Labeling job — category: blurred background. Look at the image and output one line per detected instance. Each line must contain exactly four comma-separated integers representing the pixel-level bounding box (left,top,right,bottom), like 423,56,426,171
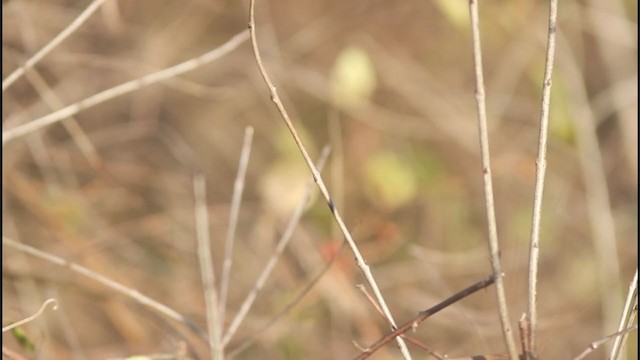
2,0,637,359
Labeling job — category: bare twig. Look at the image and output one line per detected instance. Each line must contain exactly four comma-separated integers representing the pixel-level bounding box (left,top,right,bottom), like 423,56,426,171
526,0,559,357
2,0,108,91
219,127,255,328
247,1,412,359
355,284,446,359
22,64,102,169
572,325,638,360
2,236,207,340
226,237,347,359
2,30,250,145
355,284,387,323
467,1,518,358
222,145,330,346
353,275,496,360
193,175,224,360
609,268,638,359
2,298,58,333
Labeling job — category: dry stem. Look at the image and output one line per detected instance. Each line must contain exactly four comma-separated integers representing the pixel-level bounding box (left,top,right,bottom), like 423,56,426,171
572,325,638,360
247,1,412,359
526,0,559,357
3,30,250,145
219,127,255,328
2,236,206,340
609,268,638,359
2,0,108,92
194,175,224,359
2,298,58,333
222,145,330,346
353,275,496,360
467,1,518,358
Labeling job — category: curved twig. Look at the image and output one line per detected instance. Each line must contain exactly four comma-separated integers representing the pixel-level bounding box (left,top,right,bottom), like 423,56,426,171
2,298,58,333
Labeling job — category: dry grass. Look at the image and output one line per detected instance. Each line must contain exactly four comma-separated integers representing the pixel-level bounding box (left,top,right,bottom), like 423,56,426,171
2,0,637,359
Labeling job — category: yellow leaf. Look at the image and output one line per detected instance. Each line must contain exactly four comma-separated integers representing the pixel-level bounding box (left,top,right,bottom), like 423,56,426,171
363,151,418,211
433,0,469,31
330,46,377,110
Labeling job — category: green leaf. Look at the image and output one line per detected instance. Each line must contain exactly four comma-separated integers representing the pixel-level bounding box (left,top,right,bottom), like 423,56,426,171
11,326,36,352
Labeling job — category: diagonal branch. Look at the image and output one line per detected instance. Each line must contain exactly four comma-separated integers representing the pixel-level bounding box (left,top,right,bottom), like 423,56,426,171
247,1,412,359
2,30,250,145
353,275,496,360
2,236,207,340
2,0,108,92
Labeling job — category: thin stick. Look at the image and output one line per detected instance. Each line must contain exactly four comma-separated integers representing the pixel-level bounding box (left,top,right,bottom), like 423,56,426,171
226,237,346,359
2,30,250,145
355,284,446,360
247,2,412,359
353,275,496,360
219,127,255,328
2,0,108,92
467,1,518,359
193,175,224,360
572,325,638,360
2,236,207,340
221,145,331,346
525,1,559,357
609,268,638,359
22,64,102,169
2,298,58,333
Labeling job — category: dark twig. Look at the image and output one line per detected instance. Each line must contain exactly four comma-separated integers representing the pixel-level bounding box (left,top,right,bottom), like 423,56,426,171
353,275,496,360
355,284,446,359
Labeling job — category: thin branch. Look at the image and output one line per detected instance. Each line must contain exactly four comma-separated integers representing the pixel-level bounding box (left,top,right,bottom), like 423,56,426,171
467,1,518,358
2,30,250,145
2,298,58,333
219,127,255,328
226,236,346,359
2,0,108,92
22,63,102,169
355,284,446,359
221,145,331,346
247,1,413,359
526,1,559,357
193,175,224,360
2,236,207,340
609,268,638,359
353,275,496,360
572,325,638,360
